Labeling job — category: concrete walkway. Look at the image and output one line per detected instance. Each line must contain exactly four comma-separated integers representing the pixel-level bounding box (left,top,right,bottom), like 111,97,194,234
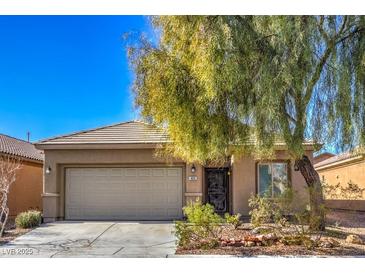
0,221,176,258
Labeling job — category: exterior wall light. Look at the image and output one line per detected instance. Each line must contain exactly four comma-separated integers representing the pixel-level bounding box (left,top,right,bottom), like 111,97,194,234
46,166,52,174
191,164,196,173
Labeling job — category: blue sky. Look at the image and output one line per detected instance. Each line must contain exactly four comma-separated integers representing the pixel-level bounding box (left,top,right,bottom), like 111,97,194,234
0,16,150,142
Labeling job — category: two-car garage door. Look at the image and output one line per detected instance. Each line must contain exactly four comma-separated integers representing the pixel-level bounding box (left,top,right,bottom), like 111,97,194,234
65,167,183,220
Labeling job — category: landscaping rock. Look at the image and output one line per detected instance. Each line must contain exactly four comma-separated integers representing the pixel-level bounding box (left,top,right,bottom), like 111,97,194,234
319,240,335,248
252,226,272,234
310,235,321,242
238,223,252,230
263,233,278,241
346,234,363,245
256,235,264,241
243,235,261,242
327,238,340,247
245,241,255,247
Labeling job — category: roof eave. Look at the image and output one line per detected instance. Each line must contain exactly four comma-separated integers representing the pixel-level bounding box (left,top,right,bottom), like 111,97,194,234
0,152,44,164
34,142,169,150
314,154,365,170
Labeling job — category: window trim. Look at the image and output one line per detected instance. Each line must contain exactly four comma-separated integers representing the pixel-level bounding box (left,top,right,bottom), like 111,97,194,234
256,160,291,198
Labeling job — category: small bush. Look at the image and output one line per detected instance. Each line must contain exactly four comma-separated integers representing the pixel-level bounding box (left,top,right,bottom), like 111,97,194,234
248,189,299,228
183,202,222,226
224,213,241,229
175,203,222,249
248,195,276,227
15,210,42,229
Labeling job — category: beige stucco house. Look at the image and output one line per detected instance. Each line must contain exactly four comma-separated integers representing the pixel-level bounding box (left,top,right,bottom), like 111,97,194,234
35,121,315,222
0,134,44,217
315,151,365,211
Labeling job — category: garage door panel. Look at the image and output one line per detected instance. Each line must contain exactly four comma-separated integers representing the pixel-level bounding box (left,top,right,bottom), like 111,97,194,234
65,167,183,220
124,168,137,176
167,168,180,177
152,168,166,176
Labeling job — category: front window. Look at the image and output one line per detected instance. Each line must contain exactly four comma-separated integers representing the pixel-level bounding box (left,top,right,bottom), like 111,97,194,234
257,162,289,198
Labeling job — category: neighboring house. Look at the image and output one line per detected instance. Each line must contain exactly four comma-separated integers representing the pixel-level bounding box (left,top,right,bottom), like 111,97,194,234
35,121,315,222
314,151,365,211
0,134,44,217
313,152,335,165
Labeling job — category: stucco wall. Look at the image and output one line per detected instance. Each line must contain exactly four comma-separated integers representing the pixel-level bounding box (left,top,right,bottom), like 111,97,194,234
42,148,313,221
7,161,43,217
42,149,205,221
317,159,365,200
232,150,313,215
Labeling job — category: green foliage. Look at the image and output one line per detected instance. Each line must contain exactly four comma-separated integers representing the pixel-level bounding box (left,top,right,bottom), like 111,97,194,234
174,221,194,249
128,16,365,163
174,203,222,249
248,193,292,227
15,210,42,229
129,16,365,233
224,213,242,229
183,202,223,226
248,195,276,227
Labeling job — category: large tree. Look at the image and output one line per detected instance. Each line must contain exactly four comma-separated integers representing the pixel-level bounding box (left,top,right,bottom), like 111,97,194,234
128,16,365,230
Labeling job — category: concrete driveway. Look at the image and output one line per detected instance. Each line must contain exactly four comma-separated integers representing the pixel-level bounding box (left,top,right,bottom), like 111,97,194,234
0,221,176,258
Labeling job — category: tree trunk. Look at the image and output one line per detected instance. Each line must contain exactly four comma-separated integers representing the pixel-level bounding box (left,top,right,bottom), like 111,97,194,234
0,195,9,237
294,155,326,231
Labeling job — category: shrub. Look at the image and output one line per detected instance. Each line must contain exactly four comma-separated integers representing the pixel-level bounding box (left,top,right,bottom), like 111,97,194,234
15,210,42,229
224,213,241,229
249,189,303,228
248,195,276,227
183,202,222,226
175,203,222,249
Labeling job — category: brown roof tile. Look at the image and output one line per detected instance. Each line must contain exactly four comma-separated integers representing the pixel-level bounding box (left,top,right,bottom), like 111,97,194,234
36,120,317,149
37,120,169,145
0,134,44,162
314,151,365,168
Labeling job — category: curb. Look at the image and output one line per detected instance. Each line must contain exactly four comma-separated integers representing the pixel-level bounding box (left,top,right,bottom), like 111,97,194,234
167,254,365,258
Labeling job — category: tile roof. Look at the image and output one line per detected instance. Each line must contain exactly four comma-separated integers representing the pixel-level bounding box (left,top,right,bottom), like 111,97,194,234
37,120,169,145
313,152,335,164
0,134,44,162
36,120,317,149
314,150,365,168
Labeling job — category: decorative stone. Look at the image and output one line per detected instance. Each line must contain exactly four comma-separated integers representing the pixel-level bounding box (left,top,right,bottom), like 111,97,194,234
252,226,271,234
319,240,333,248
327,238,340,247
346,234,363,245
264,233,278,241
245,241,255,247
256,235,264,241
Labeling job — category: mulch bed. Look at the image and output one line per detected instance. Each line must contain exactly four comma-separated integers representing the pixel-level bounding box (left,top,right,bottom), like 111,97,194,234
176,244,365,256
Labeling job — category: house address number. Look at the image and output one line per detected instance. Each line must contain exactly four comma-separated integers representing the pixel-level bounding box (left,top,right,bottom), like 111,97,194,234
188,176,198,181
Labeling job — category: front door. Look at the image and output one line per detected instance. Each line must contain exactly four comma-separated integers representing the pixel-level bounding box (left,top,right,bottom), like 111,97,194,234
205,168,229,214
